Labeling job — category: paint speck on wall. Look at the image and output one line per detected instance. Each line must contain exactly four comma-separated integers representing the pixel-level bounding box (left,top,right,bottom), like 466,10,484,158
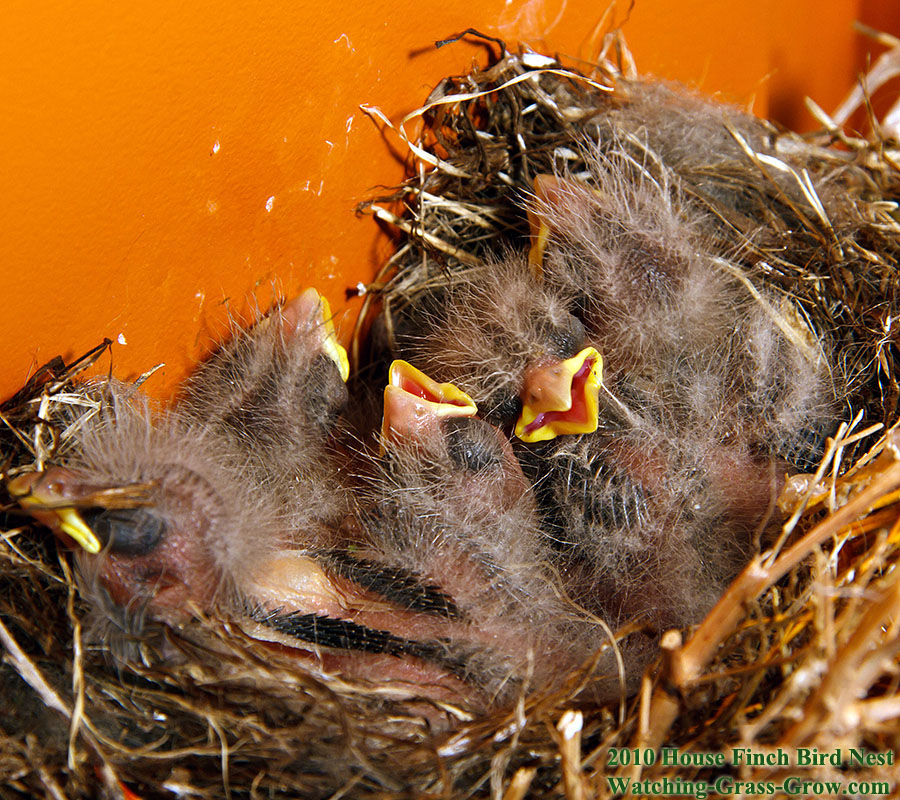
334,33,354,51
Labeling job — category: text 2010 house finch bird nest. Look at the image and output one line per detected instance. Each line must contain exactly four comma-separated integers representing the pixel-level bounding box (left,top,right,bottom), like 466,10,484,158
4,26,900,799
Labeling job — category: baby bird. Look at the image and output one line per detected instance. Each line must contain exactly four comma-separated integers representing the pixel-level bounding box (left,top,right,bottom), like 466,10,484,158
8,385,281,632
526,148,838,473
7,290,355,644
7,294,624,710
178,288,352,534
371,360,630,701
385,135,839,636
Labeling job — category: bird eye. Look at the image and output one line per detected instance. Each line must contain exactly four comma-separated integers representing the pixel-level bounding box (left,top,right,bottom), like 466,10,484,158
442,417,504,473
307,354,350,423
484,392,522,424
534,313,586,359
80,508,166,557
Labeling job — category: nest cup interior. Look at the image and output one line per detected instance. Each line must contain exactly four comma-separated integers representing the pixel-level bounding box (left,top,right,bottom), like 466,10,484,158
3,8,900,800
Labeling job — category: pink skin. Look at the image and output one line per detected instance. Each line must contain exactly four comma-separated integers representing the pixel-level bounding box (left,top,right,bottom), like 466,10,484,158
702,445,786,537
9,467,220,622
13,463,489,707
11,372,527,710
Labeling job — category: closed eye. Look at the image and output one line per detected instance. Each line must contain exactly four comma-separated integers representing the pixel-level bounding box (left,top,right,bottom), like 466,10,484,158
80,507,166,557
442,417,504,473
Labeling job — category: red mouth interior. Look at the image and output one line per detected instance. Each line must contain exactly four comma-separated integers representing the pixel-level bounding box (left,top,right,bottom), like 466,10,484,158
522,356,595,437
398,375,469,408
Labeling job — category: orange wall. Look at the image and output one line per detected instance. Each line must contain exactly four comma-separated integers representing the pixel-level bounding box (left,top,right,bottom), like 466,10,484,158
1,0,893,401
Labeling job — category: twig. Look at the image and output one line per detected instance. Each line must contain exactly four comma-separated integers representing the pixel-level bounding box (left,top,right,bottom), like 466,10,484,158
0,616,72,719
638,444,900,751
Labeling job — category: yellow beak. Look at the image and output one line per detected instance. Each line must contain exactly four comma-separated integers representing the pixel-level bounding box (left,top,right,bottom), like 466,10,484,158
54,507,102,554
311,292,351,383
515,347,602,443
382,360,478,445
527,174,570,278
282,287,350,382
7,472,102,554
299,287,350,383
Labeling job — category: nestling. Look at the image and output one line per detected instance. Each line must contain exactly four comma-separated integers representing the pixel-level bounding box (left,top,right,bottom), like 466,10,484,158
384,125,841,636
7,294,626,709
6,290,354,649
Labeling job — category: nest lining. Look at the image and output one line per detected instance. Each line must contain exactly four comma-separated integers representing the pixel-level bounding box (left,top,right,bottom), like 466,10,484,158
2,28,900,800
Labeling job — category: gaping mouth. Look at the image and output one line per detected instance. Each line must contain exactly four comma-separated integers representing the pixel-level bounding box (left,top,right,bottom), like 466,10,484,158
381,360,478,445
7,470,103,553
515,346,602,443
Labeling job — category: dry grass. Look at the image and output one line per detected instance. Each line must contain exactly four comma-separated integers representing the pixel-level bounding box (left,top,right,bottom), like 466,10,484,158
3,27,900,800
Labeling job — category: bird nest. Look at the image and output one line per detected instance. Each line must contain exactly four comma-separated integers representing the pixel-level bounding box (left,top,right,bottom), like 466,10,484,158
3,28,900,800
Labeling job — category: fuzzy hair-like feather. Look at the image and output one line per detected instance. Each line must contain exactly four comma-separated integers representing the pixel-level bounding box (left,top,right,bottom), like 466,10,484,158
179,300,350,540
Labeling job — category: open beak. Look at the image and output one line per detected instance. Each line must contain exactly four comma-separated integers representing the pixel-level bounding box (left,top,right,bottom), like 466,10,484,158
382,360,478,446
7,470,102,554
283,287,350,382
515,347,602,443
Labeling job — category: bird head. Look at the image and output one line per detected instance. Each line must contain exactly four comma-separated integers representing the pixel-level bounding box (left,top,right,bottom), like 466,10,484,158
381,359,530,512
6,385,275,631
179,287,349,481
7,463,227,620
392,257,602,442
